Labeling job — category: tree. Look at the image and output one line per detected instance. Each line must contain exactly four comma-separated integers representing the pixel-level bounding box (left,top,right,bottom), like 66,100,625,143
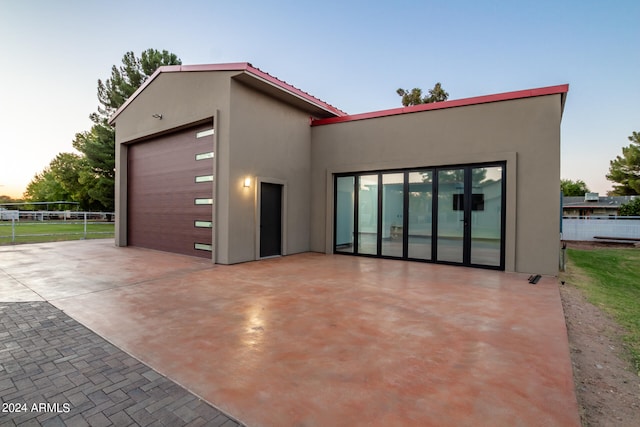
619,198,640,216
71,124,115,211
561,179,590,196
84,49,181,212
606,131,640,195
94,49,181,121
24,49,181,211
397,82,449,107
0,195,22,204
23,153,95,210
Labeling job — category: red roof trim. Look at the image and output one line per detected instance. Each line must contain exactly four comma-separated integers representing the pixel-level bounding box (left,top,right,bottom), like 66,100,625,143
311,84,569,126
243,65,347,117
108,62,346,124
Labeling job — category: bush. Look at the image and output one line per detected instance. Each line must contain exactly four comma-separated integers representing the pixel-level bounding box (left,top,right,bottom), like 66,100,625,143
619,198,640,216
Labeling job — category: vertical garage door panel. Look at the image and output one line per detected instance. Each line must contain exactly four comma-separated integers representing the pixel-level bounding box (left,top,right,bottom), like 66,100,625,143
128,125,214,258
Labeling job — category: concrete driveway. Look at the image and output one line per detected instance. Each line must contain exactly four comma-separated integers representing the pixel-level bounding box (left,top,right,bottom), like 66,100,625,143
0,240,580,426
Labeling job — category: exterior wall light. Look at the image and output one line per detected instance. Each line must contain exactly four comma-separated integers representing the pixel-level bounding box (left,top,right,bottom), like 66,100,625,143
244,177,251,188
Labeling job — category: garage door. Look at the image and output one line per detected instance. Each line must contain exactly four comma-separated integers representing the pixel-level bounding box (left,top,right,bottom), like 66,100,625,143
127,124,215,258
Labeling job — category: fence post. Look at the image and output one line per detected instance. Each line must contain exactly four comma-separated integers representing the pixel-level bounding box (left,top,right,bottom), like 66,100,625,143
11,217,15,243
83,212,87,239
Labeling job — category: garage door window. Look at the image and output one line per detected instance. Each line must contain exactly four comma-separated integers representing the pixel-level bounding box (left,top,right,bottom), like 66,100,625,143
195,175,213,183
194,243,213,251
195,198,213,205
194,220,212,228
196,128,214,138
195,151,214,161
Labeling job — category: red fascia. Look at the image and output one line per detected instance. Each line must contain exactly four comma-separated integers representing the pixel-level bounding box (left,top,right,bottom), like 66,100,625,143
311,84,569,126
244,65,347,117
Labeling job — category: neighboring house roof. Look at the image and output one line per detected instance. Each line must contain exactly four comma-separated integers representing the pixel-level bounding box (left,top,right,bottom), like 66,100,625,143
311,84,569,126
563,195,638,209
108,63,347,124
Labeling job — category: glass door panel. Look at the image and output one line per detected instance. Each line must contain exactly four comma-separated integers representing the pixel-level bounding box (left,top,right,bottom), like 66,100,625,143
407,170,433,260
381,173,404,257
437,169,465,263
470,166,503,266
358,175,378,255
335,176,354,253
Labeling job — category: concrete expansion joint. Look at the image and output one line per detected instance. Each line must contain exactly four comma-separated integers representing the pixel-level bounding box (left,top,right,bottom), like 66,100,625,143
0,266,47,302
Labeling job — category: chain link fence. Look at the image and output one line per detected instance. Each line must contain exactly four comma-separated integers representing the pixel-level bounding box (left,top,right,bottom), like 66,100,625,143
0,210,114,244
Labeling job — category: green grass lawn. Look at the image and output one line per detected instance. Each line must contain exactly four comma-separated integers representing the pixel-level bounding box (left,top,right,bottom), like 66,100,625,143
0,221,114,245
566,248,640,373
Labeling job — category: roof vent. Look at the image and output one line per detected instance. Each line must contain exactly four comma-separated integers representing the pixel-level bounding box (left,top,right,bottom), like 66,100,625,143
584,192,599,202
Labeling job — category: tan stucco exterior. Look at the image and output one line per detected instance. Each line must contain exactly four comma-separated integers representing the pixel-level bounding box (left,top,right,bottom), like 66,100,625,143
113,67,324,265
111,64,566,275
310,95,563,275
226,79,313,263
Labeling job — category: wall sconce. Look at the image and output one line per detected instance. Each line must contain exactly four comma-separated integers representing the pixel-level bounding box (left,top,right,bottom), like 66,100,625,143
243,177,251,188
152,113,163,119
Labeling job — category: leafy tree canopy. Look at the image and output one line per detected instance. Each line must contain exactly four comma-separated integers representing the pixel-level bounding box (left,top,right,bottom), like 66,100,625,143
397,82,449,107
606,131,640,195
24,153,90,209
561,179,590,196
619,197,640,216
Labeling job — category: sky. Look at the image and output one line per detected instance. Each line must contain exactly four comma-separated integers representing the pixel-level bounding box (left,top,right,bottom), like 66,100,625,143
0,0,638,199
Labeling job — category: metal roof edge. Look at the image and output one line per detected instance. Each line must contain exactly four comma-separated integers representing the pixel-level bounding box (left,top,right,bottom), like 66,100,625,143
108,62,347,124
241,65,347,117
311,84,570,127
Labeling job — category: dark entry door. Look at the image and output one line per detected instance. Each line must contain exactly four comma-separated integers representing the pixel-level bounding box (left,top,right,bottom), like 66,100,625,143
260,182,282,258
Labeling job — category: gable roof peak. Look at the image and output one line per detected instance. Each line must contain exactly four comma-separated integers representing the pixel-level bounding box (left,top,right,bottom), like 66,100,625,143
108,62,346,124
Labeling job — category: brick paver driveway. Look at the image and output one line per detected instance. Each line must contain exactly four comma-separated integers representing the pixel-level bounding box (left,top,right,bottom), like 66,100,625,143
0,302,242,426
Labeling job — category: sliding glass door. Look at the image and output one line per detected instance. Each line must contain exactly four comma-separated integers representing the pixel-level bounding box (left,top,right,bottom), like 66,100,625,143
470,166,504,267
335,176,354,253
381,173,404,257
334,162,505,270
407,171,433,260
358,175,378,255
436,168,465,263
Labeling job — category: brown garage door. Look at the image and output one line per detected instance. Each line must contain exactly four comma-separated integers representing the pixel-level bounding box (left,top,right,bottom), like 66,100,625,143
127,124,215,258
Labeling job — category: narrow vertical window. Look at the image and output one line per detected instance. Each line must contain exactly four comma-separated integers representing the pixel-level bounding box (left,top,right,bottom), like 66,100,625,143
335,176,355,253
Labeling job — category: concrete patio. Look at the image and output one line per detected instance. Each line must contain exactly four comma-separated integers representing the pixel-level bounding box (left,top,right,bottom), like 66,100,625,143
0,240,580,426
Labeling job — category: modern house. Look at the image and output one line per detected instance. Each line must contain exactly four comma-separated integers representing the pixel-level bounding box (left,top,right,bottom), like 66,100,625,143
109,63,568,275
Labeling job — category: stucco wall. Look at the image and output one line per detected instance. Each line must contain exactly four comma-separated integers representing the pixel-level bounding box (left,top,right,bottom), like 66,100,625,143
310,94,563,275
113,71,235,262
226,79,313,264
113,71,236,143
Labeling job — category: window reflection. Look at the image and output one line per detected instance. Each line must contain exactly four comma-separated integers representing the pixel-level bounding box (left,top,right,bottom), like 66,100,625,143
470,166,503,266
335,176,355,252
381,173,404,257
408,171,432,260
358,175,378,255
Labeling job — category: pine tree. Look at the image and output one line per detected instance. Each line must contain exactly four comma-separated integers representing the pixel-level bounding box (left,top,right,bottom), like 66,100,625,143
607,131,640,195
